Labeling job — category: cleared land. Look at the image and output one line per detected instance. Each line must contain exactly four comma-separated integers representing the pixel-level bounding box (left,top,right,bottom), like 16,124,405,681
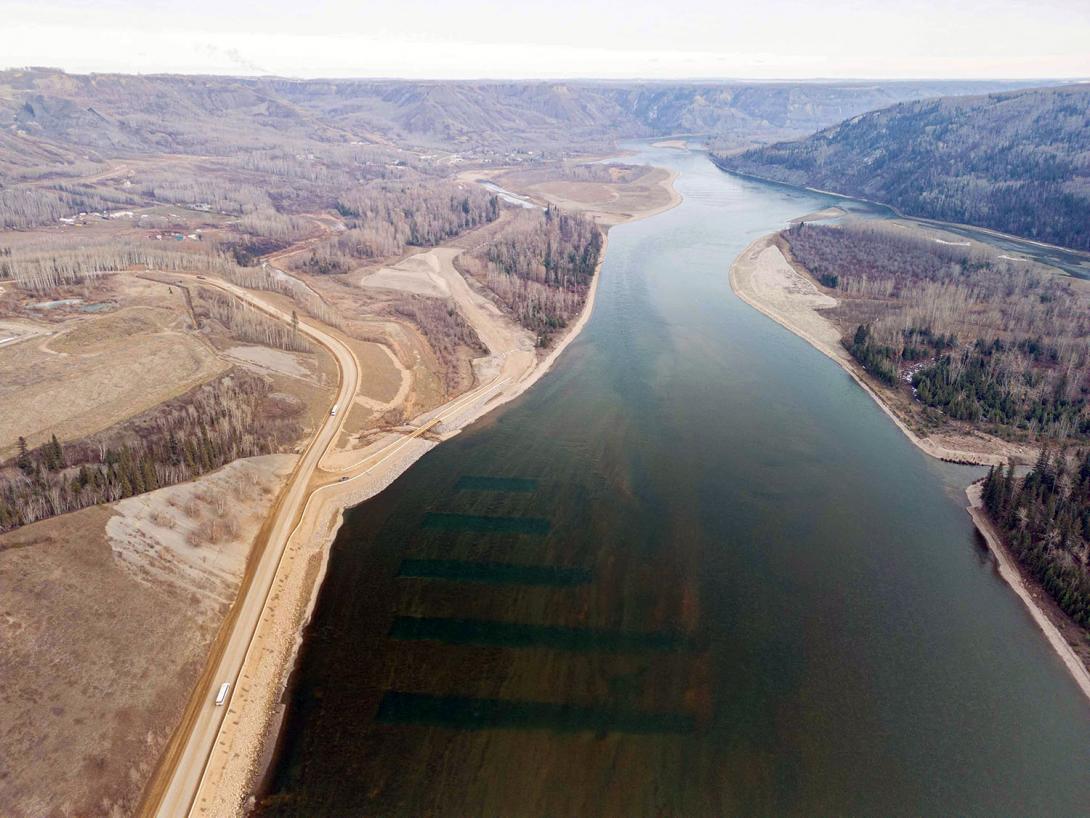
359,253,452,298
0,103,680,816
479,163,681,226
0,285,228,458
169,167,680,818
0,455,293,818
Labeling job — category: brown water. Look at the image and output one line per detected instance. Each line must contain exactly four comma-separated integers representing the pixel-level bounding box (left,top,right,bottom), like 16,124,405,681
257,144,1090,816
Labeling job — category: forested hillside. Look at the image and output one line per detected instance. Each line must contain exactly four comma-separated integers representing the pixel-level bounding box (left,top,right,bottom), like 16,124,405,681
717,85,1090,251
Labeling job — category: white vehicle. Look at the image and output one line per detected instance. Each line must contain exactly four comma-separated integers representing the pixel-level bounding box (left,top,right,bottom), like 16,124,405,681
215,682,230,706
330,405,338,416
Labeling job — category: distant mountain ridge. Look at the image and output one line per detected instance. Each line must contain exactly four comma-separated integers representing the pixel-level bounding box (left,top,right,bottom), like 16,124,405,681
1,69,1038,161
713,84,1090,252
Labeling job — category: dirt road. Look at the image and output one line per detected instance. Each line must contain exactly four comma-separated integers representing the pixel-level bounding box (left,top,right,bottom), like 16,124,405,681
139,273,360,818
142,263,524,817
143,167,681,817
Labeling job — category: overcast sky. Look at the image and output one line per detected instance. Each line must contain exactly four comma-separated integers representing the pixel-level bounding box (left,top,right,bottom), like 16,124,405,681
4,0,1089,79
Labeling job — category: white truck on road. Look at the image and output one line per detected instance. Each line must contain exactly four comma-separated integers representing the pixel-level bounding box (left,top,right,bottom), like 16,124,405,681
215,682,230,706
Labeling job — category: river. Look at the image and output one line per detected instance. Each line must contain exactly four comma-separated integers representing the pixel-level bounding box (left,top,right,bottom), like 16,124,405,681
257,143,1090,816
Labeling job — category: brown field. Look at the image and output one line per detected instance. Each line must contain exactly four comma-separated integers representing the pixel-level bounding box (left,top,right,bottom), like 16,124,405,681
358,253,451,298
0,287,228,458
344,337,406,406
323,337,408,447
0,455,294,818
493,164,678,225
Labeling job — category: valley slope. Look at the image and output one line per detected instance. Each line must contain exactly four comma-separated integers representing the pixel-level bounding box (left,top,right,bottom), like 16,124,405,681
714,84,1090,251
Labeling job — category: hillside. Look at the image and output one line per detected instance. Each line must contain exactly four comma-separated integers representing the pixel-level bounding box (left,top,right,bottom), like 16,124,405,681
713,84,1090,251
1,69,1030,162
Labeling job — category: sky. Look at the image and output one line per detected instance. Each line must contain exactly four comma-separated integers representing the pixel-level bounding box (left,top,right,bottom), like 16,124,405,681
4,0,1089,80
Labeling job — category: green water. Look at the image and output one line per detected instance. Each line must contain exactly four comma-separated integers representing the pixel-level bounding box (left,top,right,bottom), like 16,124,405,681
258,145,1090,816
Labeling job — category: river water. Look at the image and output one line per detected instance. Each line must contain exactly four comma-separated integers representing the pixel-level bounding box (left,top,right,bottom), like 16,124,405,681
258,144,1090,816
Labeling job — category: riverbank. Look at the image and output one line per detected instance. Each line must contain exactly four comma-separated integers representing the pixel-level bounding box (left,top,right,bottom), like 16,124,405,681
728,232,1033,468
714,159,1090,279
189,170,682,816
728,230,1090,706
966,484,1090,703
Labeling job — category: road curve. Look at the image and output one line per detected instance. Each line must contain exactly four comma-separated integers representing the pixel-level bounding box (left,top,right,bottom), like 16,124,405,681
142,249,540,815
138,272,359,818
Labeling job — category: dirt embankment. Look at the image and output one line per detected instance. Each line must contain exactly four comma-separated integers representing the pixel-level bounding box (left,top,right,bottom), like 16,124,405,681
0,455,294,818
465,162,682,227
186,166,682,817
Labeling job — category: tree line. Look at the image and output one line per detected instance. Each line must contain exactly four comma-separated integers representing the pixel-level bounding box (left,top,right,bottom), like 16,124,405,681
0,370,302,533
296,182,499,275
785,222,1090,442
982,451,1090,627
459,206,602,345
0,184,140,230
1,241,242,294
193,287,314,353
390,296,487,392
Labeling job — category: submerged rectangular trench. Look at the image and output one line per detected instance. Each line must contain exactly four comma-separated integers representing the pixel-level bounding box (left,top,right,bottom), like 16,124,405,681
389,616,692,652
397,558,593,586
375,691,696,734
455,475,539,492
421,511,552,534
384,476,699,738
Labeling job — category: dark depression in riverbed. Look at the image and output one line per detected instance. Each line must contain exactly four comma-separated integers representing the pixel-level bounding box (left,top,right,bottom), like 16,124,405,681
257,145,1090,816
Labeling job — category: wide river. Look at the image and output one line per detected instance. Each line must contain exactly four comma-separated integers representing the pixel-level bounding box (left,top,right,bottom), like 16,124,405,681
258,144,1090,815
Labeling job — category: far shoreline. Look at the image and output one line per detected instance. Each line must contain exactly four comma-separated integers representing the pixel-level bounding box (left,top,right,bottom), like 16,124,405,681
728,229,1090,707
712,160,1090,267
728,233,1018,466
967,483,1090,702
